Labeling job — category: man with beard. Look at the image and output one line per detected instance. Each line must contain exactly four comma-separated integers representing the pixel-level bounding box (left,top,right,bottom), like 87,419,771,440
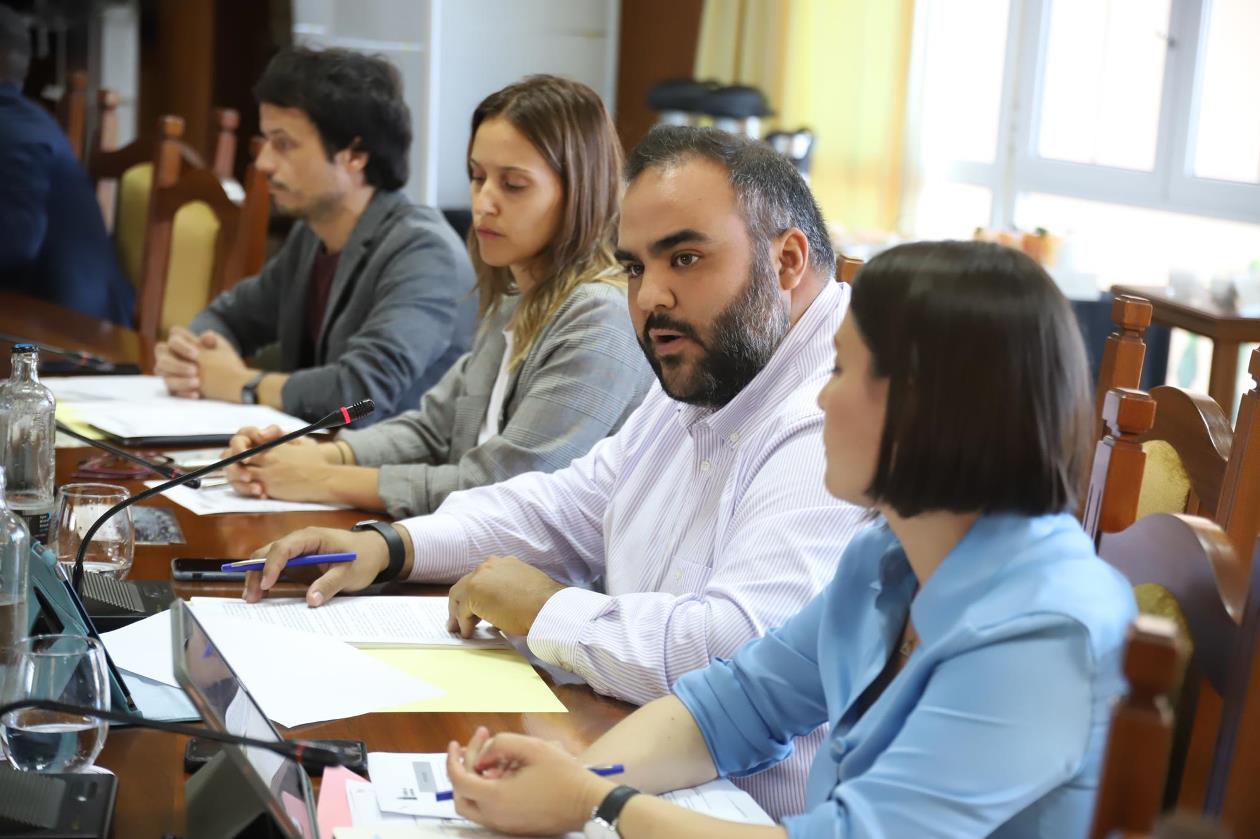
153,47,475,425
240,126,865,818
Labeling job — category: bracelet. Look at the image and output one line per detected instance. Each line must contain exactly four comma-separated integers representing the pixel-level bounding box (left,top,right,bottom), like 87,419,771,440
351,520,406,585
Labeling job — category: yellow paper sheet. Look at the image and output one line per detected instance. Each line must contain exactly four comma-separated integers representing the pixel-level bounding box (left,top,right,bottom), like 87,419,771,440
364,647,567,713
55,403,106,440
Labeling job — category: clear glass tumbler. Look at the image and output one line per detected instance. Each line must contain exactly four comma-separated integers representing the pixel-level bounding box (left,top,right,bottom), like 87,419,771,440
53,483,133,579
0,634,110,772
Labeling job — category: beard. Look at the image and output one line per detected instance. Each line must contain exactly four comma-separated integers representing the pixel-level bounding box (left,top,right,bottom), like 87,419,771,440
638,247,791,409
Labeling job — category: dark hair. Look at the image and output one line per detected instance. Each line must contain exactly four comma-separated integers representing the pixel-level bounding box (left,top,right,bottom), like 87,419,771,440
0,4,30,85
851,240,1092,517
253,46,411,190
625,125,836,275
467,74,624,369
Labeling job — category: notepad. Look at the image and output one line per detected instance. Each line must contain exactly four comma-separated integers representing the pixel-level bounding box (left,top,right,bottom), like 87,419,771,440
365,647,567,713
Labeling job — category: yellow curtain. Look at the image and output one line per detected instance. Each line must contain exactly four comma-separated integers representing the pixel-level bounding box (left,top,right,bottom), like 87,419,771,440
695,0,915,234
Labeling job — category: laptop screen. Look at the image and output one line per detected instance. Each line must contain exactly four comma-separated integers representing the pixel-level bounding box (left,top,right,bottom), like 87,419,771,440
170,601,317,839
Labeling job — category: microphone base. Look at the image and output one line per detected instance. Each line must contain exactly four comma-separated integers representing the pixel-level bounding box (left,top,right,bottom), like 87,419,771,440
185,750,293,839
0,765,116,838
80,573,173,631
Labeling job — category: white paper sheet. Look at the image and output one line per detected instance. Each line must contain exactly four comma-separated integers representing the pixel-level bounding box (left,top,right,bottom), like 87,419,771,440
46,375,171,402
47,375,308,440
86,402,306,439
368,752,459,818
101,609,444,727
145,481,347,515
189,597,508,648
363,750,771,831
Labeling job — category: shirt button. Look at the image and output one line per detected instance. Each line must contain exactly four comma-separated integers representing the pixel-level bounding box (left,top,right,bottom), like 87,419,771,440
674,570,683,582
700,460,712,472
728,432,740,444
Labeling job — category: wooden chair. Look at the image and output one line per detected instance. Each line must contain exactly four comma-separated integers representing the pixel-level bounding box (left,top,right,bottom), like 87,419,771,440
1093,513,1260,821
55,69,88,161
1090,614,1184,839
134,117,243,347
1207,535,1260,835
88,96,206,271
1084,388,1157,543
1096,295,1155,440
837,255,863,283
234,136,271,281
1218,349,1260,567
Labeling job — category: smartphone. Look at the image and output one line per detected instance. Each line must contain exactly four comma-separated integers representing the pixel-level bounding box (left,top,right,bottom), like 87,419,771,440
183,737,368,777
170,557,248,582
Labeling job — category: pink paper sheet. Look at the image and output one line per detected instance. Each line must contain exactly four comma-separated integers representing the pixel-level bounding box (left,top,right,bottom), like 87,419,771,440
316,766,368,835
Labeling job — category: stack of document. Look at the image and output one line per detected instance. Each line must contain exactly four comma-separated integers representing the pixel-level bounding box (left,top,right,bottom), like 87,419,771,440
319,756,773,838
47,375,306,444
99,609,444,727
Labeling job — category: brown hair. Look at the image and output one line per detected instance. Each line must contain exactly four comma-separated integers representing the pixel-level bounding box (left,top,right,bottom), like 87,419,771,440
850,240,1093,517
468,75,624,369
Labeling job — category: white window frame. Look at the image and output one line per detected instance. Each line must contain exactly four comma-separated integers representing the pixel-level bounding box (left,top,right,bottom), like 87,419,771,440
915,0,1260,230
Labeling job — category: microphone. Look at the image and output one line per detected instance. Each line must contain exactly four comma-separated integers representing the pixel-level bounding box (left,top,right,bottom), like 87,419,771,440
0,698,353,771
56,420,203,489
70,399,375,595
0,331,122,373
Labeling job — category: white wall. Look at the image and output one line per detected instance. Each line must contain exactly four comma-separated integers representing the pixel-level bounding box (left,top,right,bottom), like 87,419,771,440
292,0,619,208
98,0,140,146
292,0,439,205
431,0,619,208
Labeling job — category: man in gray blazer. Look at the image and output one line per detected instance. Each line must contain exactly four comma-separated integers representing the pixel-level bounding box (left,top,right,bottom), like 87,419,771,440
153,47,476,425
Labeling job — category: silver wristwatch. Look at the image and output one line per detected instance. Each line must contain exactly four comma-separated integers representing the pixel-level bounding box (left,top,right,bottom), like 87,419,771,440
584,785,639,839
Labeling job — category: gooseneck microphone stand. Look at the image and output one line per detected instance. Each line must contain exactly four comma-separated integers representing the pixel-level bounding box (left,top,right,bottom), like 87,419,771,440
70,399,375,594
0,698,354,771
56,420,202,489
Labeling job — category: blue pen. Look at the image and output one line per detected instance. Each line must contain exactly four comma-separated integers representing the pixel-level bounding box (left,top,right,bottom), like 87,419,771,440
434,764,624,801
221,552,357,573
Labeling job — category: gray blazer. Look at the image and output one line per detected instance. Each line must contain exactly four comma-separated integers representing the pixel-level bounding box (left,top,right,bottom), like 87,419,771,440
189,190,477,425
337,281,653,518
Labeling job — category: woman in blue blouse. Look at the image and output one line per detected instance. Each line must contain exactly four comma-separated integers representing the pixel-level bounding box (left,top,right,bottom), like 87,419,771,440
442,240,1138,838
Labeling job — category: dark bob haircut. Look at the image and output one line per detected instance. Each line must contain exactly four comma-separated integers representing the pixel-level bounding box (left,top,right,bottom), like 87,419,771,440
624,125,836,276
851,240,1092,518
253,46,411,191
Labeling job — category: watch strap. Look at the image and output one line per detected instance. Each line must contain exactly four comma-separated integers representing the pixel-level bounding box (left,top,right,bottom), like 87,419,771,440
351,520,406,585
240,371,265,404
593,784,639,833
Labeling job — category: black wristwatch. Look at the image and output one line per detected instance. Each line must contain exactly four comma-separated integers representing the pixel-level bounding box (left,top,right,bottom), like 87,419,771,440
584,785,639,839
240,371,265,404
351,520,406,585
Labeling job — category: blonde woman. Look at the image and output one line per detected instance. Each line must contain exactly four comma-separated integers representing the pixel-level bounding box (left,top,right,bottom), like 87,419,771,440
223,76,652,517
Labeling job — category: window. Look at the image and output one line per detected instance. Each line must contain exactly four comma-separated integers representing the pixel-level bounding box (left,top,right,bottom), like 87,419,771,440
905,0,1260,289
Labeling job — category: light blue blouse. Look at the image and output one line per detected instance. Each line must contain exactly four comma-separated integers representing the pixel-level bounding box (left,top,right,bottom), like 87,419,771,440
673,512,1137,838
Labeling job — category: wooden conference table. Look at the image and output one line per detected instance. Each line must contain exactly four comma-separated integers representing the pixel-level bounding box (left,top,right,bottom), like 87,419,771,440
9,295,633,836
1111,283,1260,416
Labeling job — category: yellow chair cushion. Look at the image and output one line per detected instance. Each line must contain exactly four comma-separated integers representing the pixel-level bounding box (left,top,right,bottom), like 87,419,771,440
163,201,220,337
1137,440,1192,518
115,163,152,287
1134,582,1191,705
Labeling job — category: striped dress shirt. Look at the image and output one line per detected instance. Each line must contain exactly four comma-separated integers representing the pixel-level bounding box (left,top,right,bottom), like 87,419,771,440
398,278,868,818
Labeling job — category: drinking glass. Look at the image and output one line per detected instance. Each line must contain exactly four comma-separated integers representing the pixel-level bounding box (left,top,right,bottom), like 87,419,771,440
53,483,133,579
0,634,110,772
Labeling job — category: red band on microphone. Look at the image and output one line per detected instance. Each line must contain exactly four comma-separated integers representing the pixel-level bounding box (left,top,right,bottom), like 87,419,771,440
340,406,351,425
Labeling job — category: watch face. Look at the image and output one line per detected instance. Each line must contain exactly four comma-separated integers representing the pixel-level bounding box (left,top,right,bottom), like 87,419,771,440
583,819,619,839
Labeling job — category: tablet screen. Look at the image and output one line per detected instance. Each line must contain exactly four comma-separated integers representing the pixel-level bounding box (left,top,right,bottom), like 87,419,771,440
170,601,317,839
